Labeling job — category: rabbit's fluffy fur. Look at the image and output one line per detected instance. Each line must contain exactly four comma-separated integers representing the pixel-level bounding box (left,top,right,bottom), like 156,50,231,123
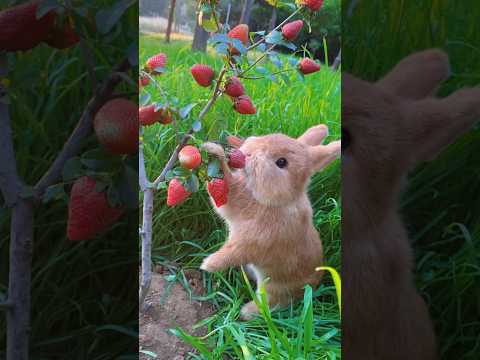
343,49,480,359
201,125,340,319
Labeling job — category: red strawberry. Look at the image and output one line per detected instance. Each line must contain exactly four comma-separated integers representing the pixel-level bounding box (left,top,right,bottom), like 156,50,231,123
282,20,303,41
94,98,138,155
139,105,161,126
207,179,229,208
233,95,256,115
178,145,202,170
228,149,246,169
167,178,191,207
191,64,215,87
299,0,324,11
139,76,150,88
0,1,56,52
44,21,79,49
146,53,167,74
67,176,124,241
228,24,249,55
299,58,320,75
224,76,245,97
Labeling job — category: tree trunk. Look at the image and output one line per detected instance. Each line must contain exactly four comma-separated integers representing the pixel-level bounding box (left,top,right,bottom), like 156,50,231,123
191,19,208,53
165,0,177,43
268,6,277,31
174,1,180,33
239,0,255,25
7,200,34,360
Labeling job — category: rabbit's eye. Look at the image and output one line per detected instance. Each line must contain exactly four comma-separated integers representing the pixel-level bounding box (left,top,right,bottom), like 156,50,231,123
341,128,351,151
275,158,288,168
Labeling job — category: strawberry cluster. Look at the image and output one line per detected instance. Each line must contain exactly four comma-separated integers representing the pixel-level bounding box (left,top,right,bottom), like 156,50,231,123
0,1,79,52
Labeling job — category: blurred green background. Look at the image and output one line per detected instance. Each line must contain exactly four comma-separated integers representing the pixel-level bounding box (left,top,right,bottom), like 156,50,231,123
343,0,480,358
0,1,138,359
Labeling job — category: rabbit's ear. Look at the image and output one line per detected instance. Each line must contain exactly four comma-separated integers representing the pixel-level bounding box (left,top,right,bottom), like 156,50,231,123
298,125,329,146
309,141,341,172
377,49,450,99
408,87,480,164
226,135,244,148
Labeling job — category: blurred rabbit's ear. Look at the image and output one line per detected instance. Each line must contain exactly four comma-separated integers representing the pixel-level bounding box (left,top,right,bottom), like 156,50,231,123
377,49,450,99
409,87,480,164
309,141,341,173
226,135,244,148
298,125,329,146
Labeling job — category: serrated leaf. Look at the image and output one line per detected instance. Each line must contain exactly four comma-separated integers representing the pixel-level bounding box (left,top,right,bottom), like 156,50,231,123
140,93,151,106
201,18,218,33
209,34,230,45
207,159,220,178
173,167,191,178
165,170,175,181
43,184,65,204
280,40,297,51
179,103,197,119
192,121,202,132
230,39,247,55
62,157,84,182
157,181,167,190
154,66,166,74
185,174,200,193
95,0,136,34
265,30,283,45
215,43,229,56
36,0,59,19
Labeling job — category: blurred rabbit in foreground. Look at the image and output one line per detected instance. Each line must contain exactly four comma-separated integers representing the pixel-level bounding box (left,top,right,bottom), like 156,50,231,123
342,49,480,360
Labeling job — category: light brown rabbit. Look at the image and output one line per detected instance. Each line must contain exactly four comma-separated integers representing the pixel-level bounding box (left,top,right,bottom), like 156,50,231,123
343,49,480,360
200,125,340,320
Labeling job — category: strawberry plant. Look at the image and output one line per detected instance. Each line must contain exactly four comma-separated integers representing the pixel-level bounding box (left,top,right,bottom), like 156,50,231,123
139,0,329,308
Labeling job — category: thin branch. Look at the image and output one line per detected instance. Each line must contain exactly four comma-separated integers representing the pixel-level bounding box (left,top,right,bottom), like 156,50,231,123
0,53,23,207
240,67,295,80
139,129,150,192
247,6,303,52
34,58,131,197
239,44,277,77
151,67,227,189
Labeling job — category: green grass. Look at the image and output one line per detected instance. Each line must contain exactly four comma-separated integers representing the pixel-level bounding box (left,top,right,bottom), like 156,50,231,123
344,1,480,358
140,36,341,359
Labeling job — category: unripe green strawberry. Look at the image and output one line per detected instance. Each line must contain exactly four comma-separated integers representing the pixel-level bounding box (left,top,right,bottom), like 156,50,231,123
299,58,320,75
0,1,56,52
44,20,79,49
228,149,246,169
146,53,167,74
224,76,245,97
207,179,229,208
227,24,249,55
67,176,124,241
94,98,138,155
178,145,202,170
298,0,324,11
233,95,256,115
167,178,191,207
282,20,303,41
191,64,215,87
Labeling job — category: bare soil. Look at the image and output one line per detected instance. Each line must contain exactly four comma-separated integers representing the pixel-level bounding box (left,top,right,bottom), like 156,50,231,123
139,269,214,360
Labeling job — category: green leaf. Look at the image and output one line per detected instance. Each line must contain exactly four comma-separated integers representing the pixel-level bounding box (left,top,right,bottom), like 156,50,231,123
230,39,247,55
173,167,191,178
81,149,121,171
201,18,218,33
288,56,299,67
207,159,220,178
269,53,283,68
265,30,283,45
140,93,151,107
179,103,197,119
165,170,175,181
95,0,136,34
117,165,138,209
214,43,229,56
62,157,84,182
139,350,158,358
316,266,342,315
36,0,59,19
185,174,200,193
208,34,230,45
256,66,269,76
156,181,167,190
192,121,202,132
43,184,65,204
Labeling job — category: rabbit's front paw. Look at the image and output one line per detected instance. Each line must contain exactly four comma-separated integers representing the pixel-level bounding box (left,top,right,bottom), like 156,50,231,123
200,254,224,272
201,142,225,159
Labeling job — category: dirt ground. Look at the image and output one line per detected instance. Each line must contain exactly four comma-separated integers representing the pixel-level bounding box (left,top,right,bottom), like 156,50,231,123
139,269,214,360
